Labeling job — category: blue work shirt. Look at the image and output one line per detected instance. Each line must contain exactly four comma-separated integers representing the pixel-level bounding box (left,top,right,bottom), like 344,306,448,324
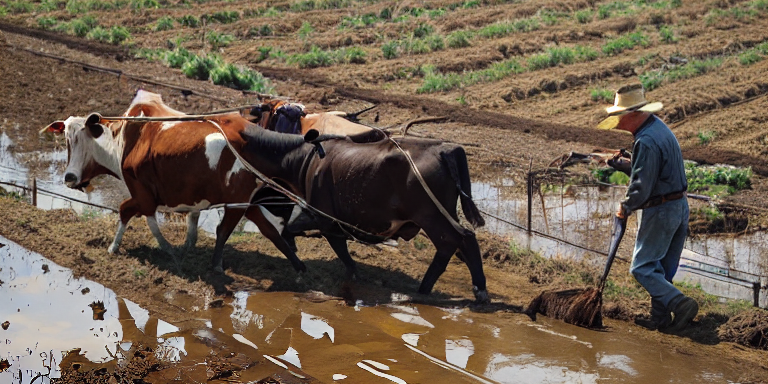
622,115,688,213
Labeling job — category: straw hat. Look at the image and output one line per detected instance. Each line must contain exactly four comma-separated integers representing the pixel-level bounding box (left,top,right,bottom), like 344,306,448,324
597,84,663,129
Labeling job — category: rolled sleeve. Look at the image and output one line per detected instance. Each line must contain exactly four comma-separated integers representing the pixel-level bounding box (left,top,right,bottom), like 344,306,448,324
622,141,659,213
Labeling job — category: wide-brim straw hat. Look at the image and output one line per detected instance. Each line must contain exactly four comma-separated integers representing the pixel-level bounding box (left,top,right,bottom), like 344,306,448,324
597,83,663,129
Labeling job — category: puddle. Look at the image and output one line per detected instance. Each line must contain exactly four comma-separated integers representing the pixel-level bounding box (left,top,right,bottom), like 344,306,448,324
0,237,751,383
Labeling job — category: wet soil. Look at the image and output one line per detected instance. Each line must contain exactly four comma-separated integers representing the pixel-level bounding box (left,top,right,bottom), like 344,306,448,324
0,3,768,381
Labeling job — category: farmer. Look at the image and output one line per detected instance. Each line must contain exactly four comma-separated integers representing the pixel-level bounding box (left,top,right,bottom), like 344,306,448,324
598,83,698,333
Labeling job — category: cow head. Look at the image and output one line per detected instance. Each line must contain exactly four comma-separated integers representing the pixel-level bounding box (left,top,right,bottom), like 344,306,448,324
43,113,121,191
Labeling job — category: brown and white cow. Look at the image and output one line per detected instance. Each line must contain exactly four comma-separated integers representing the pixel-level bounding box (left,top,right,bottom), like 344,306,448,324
238,126,490,302
44,90,304,272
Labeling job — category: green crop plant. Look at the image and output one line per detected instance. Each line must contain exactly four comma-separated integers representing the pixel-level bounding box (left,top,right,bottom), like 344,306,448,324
478,17,539,38
602,31,650,55
382,40,399,59
181,54,222,80
86,26,111,42
108,26,130,44
297,21,314,40
177,15,200,28
256,46,272,62
590,88,614,103
597,5,611,19
163,47,194,68
447,30,472,48
206,31,235,50
207,10,240,24
739,50,763,65
5,0,33,13
288,45,333,68
412,23,434,38
697,130,716,144
210,63,273,92
342,46,367,64
575,10,593,24
659,25,678,43
685,161,752,197
37,16,58,30
154,16,174,31
70,15,98,37
129,0,158,11
427,35,445,51
575,45,599,61
418,59,524,93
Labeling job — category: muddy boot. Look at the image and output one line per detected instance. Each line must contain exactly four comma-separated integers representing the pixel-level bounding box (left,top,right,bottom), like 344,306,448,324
663,296,699,333
634,299,671,331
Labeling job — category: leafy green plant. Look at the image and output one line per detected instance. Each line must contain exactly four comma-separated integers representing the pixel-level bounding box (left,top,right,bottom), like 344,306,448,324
37,16,58,30
289,45,332,68
739,50,763,65
575,9,593,24
181,54,221,80
6,0,33,13
685,161,752,197
154,16,175,31
71,15,98,37
210,63,273,92
129,0,158,11
163,47,194,68
697,130,716,144
412,23,434,38
602,31,650,55
257,46,272,62
447,30,472,48
342,46,367,64
297,21,314,40
206,31,235,50
177,15,200,28
590,88,614,103
86,26,111,42
108,26,130,44
659,25,678,43
207,10,240,24
382,40,400,59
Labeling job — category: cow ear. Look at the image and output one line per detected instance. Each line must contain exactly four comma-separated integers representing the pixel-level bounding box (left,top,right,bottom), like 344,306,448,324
85,113,104,139
304,129,320,142
43,121,66,134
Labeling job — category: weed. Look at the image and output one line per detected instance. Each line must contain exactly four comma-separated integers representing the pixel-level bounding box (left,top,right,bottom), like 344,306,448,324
133,269,146,278
154,16,174,31
590,88,614,103
447,30,472,48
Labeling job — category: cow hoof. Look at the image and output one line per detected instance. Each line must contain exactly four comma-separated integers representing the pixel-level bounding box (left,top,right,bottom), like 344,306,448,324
473,287,490,304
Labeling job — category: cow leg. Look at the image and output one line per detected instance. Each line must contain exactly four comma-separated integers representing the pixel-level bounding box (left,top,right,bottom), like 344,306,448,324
212,208,245,273
109,199,140,254
146,215,174,254
108,219,128,254
418,240,458,296
323,234,357,279
184,211,201,249
244,207,307,273
457,232,489,303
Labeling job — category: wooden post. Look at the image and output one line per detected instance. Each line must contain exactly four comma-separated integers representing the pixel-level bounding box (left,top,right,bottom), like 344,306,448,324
31,178,37,207
527,173,533,234
754,282,761,308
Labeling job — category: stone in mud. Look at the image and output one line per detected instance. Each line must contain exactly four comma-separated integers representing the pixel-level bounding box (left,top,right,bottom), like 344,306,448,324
1,320,8,330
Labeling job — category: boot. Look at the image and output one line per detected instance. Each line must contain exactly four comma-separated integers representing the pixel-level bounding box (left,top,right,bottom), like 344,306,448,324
663,296,699,333
634,299,671,331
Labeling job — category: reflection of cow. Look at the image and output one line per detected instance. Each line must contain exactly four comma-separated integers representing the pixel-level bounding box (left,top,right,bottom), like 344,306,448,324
238,126,490,302
44,90,304,272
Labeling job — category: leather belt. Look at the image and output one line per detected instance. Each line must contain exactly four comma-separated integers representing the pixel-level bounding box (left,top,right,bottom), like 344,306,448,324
640,191,687,210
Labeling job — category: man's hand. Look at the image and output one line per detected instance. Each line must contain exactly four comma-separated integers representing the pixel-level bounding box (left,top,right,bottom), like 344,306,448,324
616,205,628,220
608,151,632,176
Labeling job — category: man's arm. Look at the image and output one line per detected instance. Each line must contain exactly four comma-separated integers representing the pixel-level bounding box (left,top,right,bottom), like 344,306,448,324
620,141,660,215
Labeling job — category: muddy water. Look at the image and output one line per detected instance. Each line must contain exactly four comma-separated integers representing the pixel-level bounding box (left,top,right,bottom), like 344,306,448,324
0,236,746,383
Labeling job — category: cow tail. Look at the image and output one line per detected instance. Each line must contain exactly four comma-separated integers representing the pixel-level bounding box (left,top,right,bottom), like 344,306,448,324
443,147,485,228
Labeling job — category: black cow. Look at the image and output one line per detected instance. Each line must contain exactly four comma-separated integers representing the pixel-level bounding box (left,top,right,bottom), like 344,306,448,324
238,126,489,302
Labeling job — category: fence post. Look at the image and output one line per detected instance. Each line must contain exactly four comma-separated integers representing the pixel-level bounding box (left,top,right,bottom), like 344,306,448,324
754,282,761,307
526,172,533,234
31,178,37,207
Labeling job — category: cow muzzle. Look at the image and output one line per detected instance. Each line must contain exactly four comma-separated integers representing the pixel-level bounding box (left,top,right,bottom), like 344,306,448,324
64,172,90,191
